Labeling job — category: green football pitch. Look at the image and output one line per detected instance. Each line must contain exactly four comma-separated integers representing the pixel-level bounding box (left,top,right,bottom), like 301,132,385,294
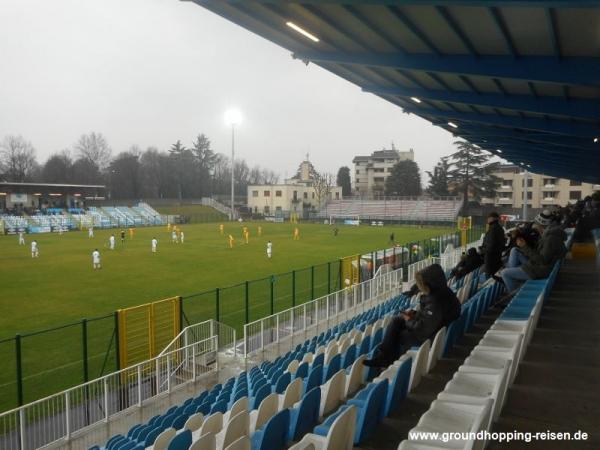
0,221,451,410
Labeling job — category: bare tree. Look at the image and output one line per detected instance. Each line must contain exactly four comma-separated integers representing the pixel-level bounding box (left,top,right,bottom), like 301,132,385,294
261,168,279,184
0,135,38,182
74,132,112,170
313,172,334,209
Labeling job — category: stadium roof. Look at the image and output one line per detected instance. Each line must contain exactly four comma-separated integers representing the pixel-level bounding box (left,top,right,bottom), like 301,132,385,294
0,182,106,189
187,0,600,183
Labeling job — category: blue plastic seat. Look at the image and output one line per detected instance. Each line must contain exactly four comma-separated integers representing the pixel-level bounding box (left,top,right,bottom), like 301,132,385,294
295,361,309,379
115,441,136,450
303,364,323,394
382,357,411,416
142,427,163,447
322,354,341,383
357,336,371,356
106,435,125,449
251,384,271,410
288,386,321,442
172,414,188,430
370,328,383,351
210,399,228,415
251,409,290,450
341,344,356,369
311,352,324,368
167,429,192,450
273,371,291,394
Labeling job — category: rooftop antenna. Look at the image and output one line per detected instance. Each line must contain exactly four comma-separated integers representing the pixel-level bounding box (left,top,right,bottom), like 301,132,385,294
391,141,396,150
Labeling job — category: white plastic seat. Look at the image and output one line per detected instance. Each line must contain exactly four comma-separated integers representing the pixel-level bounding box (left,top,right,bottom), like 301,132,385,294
345,354,365,398
463,347,515,384
193,413,223,440
190,432,216,450
215,410,249,450
409,399,492,450
338,337,351,355
426,327,446,373
325,340,338,356
249,392,279,434
363,325,373,338
150,427,176,450
301,352,314,364
437,365,510,426
223,397,248,424
490,319,533,358
279,377,303,409
404,340,431,392
289,405,356,450
287,359,300,374
478,331,524,366
324,346,339,366
319,369,346,419
184,413,204,432
314,345,326,357
224,435,250,450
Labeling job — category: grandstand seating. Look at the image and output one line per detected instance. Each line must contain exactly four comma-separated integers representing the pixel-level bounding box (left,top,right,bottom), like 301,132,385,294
90,264,506,450
317,199,462,222
1,203,165,233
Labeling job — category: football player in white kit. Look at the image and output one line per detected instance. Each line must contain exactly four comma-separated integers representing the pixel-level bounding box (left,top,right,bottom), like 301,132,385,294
266,240,273,259
109,234,115,250
18,231,25,245
92,249,101,269
31,240,39,258
88,226,94,238
151,237,158,253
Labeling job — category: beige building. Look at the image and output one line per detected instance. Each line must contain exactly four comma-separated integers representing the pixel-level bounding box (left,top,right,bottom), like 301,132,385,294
353,146,414,196
247,160,342,217
482,164,600,209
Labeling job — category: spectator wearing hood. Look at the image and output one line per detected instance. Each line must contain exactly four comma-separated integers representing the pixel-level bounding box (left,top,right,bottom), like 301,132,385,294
450,247,483,280
481,212,506,277
364,264,460,367
500,210,567,292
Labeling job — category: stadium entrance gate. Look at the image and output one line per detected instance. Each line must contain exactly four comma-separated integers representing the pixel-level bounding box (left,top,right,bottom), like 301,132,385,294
117,296,182,369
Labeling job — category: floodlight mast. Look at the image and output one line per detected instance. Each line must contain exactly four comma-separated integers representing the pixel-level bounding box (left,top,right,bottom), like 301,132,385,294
224,109,242,221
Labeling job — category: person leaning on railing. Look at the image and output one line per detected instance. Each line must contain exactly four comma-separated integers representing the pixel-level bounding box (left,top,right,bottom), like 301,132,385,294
363,264,460,368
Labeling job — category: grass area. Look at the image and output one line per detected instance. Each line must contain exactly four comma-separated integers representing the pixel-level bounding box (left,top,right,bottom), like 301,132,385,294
153,204,226,222
0,222,451,410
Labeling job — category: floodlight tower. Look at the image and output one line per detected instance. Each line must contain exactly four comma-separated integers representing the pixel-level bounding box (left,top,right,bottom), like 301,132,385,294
224,109,242,221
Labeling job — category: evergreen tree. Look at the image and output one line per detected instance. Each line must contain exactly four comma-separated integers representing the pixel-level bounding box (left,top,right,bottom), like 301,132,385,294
447,140,500,214
336,166,352,197
426,157,450,197
385,160,422,196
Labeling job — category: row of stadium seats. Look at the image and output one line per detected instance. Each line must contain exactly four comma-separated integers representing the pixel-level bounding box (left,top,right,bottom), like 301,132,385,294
91,269,501,450
398,263,560,449
317,199,462,222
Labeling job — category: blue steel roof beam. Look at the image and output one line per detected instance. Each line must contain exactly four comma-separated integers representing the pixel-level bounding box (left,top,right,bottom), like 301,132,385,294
489,7,518,57
360,85,600,121
405,107,600,137
546,8,562,58
386,6,442,55
223,1,600,7
493,78,509,96
291,51,600,86
436,6,479,56
464,136,595,156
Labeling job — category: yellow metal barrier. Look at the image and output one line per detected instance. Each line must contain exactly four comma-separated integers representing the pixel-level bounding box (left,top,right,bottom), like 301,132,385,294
117,296,181,369
340,254,360,286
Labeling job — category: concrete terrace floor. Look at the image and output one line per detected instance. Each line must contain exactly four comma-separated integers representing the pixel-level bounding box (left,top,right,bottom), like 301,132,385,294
358,258,600,450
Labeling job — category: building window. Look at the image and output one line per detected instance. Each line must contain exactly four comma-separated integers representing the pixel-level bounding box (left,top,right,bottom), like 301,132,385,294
311,192,315,199
303,192,308,199
374,177,385,182
275,190,282,197
373,168,384,173
570,191,582,200
543,178,557,186
521,192,533,200
570,180,582,186
501,180,513,188
263,191,270,197
356,178,360,183
252,190,258,197
264,206,270,213
355,170,360,174
543,191,556,199
275,206,282,212
335,192,339,199
521,179,533,188
293,191,298,200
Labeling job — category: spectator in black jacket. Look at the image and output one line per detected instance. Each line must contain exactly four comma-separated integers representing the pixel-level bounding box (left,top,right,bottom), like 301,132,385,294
364,264,460,367
481,212,505,277
450,247,483,280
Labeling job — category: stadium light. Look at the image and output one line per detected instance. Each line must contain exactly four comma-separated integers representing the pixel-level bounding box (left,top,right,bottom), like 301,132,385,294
410,97,422,103
286,22,320,42
594,137,599,143
448,121,458,128
224,108,243,221
496,149,503,153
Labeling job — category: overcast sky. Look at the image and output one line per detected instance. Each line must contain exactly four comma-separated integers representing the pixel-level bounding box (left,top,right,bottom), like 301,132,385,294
0,0,463,180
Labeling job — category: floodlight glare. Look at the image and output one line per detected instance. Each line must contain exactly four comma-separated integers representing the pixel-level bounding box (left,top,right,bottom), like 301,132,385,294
286,22,320,42
496,149,503,153
448,121,458,128
594,137,599,143
410,97,422,103
224,109,242,126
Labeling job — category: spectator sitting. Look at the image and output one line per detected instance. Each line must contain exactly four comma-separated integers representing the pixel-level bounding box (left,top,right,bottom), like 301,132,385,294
450,247,483,280
500,210,567,293
364,264,460,368
481,212,506,279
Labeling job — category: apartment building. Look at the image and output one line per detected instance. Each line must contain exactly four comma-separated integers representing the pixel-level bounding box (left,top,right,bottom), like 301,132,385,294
353,146,414,196
482,164,600,209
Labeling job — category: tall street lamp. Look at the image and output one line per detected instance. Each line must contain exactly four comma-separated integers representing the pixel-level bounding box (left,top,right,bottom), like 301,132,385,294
224,108,242,221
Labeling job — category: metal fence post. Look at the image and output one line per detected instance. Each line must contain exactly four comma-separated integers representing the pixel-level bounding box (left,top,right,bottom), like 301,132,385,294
82,319,89,382
215,288,220,322
327,262,331,293
114,311,121,371
371,252,375,277
311,265,315,299
270,276,275,315
292,271,296,307
245,281,249,324
15,334,23,406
